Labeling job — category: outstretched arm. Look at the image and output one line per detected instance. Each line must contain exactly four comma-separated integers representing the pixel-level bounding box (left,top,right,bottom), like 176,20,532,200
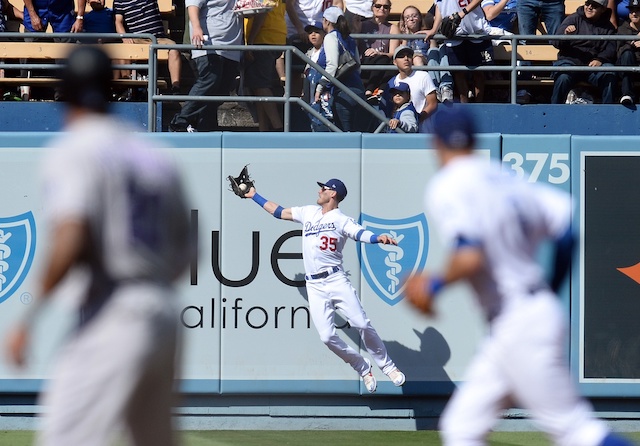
244,186,293,221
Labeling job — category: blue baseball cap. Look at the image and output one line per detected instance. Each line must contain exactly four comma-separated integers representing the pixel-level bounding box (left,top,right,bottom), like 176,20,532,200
433,107,476,149
304,20,324,33
389,82,410,93
317,179,347,201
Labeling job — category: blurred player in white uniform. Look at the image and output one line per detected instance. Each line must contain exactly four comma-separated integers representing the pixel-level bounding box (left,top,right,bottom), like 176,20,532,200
404,107,634,446
243,179,405,393
5,46,192,446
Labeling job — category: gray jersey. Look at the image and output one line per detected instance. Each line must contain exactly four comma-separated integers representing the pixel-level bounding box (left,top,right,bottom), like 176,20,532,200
426,155,572,320
42,115,191,310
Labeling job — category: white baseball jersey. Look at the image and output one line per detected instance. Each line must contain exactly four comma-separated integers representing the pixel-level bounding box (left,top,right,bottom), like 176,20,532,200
428,155,610,446
389,71,436,114
290,205,371,274
426,155,571,321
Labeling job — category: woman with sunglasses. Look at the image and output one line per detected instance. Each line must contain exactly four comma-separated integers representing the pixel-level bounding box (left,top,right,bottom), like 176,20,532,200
359,0,401,101
550,0,617,103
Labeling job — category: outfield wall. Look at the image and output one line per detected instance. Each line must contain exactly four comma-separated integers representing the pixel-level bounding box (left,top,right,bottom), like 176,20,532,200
1,130,640,429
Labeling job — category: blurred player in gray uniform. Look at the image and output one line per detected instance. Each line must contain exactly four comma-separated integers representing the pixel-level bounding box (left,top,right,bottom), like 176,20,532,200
243,179,405,393
404,107,634,446
5,46,192,446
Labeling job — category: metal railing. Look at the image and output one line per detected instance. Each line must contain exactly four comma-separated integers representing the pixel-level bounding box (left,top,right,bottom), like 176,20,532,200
351,32,640,104
1,31,639,130
151,42,395,133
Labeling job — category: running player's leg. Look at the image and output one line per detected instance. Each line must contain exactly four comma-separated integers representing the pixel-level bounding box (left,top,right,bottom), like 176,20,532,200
38,296,147,446
439,340,511,446
306,280,370,375
505,295,609,446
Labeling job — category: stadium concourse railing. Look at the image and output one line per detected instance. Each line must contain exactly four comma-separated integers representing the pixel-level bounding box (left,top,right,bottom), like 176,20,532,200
152,33,640,131
3,33,640,131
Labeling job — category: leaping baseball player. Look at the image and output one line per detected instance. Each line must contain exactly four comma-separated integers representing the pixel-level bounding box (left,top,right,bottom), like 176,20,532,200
229,169,405,393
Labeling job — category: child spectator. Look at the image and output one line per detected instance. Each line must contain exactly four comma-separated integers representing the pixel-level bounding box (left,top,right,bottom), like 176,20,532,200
386,82,418,133
302,20,331,131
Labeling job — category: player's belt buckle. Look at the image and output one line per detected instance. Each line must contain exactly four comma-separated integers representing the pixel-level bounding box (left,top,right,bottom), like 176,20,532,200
306,266,339,280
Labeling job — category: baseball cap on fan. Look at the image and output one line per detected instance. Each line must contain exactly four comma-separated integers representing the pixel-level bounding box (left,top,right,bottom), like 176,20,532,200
304,20,324,33
317,179,348,201
323,6,344,23
628,0,640,8
433,107,476,149
389,82,410,93
590,0,608,6
393,45,414,59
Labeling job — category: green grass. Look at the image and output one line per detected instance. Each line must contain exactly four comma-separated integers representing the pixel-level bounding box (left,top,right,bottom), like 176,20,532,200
1,430,638,445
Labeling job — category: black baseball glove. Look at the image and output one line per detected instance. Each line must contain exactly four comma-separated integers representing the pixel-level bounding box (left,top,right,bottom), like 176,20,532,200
439,12,462,39
228,165,254,198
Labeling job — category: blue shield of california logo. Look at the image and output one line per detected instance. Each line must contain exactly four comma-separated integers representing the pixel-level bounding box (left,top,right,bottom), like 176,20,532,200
0,212,36,304
357,214,428,306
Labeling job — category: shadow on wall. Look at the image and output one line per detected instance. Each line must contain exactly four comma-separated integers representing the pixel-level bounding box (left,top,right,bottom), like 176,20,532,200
295,272,455,397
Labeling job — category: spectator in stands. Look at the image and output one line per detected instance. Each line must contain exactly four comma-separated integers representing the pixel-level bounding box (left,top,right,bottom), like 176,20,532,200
114,0,182,94
21,0,85,100
359,0,401,101
169,0,243,132
615,0,630,26
341,0,373,23
23,0,85,33
0,0,23,94
399,6,430,65
550,0,617,104
0,0,22,32
616,0,640,104
517,0,564,35
83,0,116,43
315,6,366,131
302,20,330,131
434,0,492,102
399,5,454,103
284,0,335,96
482,0,518,34
385,81,419,133
244,0,287,132
83,0,120,96
387,45,438,132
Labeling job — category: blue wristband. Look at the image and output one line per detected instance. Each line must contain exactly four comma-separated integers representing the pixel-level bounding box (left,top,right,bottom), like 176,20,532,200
274,206,284,219
427,276,445,296
370,234,379,243
252,193,267,207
